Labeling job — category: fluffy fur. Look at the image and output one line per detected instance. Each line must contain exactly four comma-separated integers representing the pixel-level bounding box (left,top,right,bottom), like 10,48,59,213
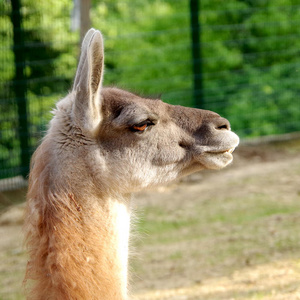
24,139,130,300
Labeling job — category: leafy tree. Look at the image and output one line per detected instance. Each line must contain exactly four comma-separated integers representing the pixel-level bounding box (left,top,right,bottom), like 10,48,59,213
0,0,76,178
1,0,300,179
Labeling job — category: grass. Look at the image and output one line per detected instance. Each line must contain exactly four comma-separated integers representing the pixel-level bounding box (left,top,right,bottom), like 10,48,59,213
1,141,300,299
135,192,300,251
0,250,26,300
131,147,300,297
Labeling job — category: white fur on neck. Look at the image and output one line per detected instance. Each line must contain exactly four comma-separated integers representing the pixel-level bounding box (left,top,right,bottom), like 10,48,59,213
116,200,130,297
106,195,131,298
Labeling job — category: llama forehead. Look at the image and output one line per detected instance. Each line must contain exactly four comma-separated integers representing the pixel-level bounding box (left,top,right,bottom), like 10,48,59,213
101,87,167,120
100,87,214,129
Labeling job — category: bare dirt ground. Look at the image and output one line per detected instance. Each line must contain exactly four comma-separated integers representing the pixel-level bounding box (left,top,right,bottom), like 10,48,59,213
1,135,300,299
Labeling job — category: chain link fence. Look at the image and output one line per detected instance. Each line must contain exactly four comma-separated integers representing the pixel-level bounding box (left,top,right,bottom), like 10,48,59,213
1,0,300,190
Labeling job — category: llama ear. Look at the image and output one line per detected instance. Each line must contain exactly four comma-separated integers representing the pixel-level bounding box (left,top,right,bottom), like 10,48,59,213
72,29,104,134
73,28,96,89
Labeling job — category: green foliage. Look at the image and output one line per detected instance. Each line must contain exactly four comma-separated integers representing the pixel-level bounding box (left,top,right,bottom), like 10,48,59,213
199,0,300,137
92,1,193,105
0,0,77,178
1,0,300,179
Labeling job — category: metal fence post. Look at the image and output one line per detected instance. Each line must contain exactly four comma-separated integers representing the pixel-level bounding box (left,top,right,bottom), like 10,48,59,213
80,0,91,43
189,0,203,108
11,0,30,178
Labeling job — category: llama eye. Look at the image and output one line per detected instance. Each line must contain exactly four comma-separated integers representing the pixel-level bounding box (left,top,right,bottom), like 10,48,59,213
131,120,154,132
132,124,147,131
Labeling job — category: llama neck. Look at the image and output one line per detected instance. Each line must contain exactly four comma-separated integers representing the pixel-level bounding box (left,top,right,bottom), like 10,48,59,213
90,194,131,299
103,195,131,297
25,189,131,300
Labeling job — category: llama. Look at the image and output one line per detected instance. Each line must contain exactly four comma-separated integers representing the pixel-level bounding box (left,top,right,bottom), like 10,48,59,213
23,28,239,300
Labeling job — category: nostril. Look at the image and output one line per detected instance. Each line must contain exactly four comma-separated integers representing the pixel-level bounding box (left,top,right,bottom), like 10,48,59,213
215,118,230,131
218,124,229,130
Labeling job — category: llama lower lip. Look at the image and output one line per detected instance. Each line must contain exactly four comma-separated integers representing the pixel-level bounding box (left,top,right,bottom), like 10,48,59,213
206,147,236,155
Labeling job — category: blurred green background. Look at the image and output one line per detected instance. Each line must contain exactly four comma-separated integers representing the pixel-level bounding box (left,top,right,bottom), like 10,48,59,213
1,0,300,185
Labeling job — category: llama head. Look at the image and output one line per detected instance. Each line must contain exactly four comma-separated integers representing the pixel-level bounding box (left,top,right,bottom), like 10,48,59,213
51,29,239,194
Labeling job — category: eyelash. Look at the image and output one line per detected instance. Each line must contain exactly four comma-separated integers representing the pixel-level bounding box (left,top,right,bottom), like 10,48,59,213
131,120,155,132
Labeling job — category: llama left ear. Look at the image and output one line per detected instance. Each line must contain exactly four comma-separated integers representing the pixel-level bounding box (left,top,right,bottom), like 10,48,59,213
72,29,104,135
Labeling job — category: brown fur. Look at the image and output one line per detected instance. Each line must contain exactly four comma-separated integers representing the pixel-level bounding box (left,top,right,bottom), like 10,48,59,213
24,140,129,299
24,144,105,298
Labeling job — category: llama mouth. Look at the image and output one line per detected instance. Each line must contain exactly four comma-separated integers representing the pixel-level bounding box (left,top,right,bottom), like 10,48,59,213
194,146,236,170
207,147,236,155
224,147,235,154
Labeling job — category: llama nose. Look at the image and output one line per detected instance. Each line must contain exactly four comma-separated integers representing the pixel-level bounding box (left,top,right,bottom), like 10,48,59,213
211,117,231,131
196,116,231,138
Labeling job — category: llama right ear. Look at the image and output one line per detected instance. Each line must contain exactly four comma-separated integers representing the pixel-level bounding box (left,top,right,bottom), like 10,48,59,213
72,29,104,135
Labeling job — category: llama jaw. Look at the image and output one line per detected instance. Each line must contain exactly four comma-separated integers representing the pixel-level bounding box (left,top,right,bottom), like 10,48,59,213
200,151,234,170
